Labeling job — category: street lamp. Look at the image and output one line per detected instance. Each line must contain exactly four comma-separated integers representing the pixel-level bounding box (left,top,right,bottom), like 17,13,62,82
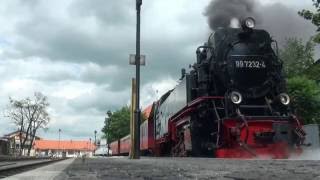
94,130,97,145
106,111,112,156
94,130,97,155
58,129,61,158
89,138,92,156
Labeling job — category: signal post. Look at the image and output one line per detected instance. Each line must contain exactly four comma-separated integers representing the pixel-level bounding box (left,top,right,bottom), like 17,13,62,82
130,78,136,159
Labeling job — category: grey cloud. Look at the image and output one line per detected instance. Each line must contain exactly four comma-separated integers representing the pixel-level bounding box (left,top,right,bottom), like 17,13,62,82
67,86,130,113
80,65,135,91
0,0,208,92
257,3,316,45
20,0,40,7
13,18,134,66
41,115,105,140
69,0,135,26
1,0,316,96
10,1,316,93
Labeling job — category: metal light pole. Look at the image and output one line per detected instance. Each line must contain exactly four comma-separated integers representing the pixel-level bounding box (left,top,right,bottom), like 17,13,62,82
106,111,112,156
58,129,61,158
94,130,97,155
94,130,97,146
134,0,142,159
89,138,92,156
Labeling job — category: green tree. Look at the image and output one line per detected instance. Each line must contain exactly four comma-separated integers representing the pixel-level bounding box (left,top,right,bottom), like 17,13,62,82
299,0,320,43
280,38,315,77
102,106,130,143
102,106,147,143
306,61,320,82
6,92,50,156
280,38,320,124
287,76,320,124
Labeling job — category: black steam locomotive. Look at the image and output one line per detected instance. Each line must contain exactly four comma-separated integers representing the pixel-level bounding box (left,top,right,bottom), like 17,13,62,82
154,17,305,158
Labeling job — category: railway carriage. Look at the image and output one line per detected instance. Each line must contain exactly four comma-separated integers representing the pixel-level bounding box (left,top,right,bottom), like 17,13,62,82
110,140,120,156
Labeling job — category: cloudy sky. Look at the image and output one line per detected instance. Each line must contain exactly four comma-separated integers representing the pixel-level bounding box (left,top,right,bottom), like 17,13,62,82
0,0,316,141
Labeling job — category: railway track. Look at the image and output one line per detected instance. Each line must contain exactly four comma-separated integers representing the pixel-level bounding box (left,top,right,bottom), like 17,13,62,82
0,158,66,178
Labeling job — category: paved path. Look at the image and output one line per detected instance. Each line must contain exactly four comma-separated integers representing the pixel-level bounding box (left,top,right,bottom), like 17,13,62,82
5,158,75,180
0,159,53,171
5,157,320,180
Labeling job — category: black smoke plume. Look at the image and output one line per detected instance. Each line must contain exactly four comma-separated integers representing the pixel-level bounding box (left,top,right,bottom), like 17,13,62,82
204,0,316,48
204,0,258,30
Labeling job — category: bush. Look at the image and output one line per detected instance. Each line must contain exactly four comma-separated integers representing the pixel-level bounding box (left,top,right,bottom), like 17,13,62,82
287,76,320,124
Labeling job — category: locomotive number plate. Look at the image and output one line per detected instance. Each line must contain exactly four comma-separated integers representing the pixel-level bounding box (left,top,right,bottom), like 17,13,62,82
235,60,266,69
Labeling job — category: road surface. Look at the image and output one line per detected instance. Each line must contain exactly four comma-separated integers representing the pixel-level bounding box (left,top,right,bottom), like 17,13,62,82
6,157,320,180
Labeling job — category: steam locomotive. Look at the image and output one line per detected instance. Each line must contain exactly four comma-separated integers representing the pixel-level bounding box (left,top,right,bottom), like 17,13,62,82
111,17,306,158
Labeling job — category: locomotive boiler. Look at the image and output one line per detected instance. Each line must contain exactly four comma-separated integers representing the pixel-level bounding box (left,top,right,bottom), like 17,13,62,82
153,17,306,158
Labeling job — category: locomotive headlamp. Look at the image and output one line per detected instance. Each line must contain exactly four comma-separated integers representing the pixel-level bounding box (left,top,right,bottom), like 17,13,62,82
230,91,243,105
279,93,290,106
242,17,256,29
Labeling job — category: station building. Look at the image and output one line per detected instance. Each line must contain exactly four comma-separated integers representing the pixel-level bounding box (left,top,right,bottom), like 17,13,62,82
33,139,96,158
0,130,41,156
0,138,9,155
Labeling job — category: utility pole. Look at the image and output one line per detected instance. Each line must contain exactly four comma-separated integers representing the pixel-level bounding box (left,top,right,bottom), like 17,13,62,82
134,0,142,159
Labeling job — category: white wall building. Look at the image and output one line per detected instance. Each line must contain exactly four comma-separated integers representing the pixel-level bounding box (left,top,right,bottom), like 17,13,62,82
34,139,96,158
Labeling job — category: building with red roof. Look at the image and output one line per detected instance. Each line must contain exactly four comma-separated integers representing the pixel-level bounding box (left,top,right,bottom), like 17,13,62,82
34,139,96,158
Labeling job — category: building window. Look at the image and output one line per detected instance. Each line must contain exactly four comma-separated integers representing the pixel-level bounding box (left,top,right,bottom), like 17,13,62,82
68,150,74,155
